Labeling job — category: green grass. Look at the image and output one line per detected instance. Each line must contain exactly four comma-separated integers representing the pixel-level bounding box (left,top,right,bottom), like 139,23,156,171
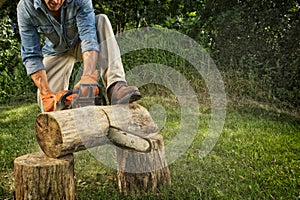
0,97,299,199
0,103,40,199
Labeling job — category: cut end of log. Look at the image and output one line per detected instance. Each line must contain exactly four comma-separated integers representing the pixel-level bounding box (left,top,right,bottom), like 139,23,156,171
35,114,63,158
14,152,73,167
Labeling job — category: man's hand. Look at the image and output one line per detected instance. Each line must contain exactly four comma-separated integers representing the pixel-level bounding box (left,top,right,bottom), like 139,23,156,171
40,92,56,112
56,90,78,108
74,70,99,96
31,70,56,112
73,50,99,96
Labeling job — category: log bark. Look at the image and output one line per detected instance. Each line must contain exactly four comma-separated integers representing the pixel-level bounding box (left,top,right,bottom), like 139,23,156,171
35,106,110,158
14,152,75,200
35,103,159,158
117,134,171,195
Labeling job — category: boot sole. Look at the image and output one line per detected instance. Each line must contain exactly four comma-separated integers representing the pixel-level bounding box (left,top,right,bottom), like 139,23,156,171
111,91,142,105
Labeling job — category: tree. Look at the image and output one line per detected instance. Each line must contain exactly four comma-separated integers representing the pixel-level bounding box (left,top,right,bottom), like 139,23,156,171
0,0,298,108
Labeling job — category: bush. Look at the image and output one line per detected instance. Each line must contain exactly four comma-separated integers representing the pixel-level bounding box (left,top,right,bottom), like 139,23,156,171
0,16,35,104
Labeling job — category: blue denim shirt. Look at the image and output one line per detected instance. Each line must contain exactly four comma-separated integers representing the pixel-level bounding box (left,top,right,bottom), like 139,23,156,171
17,0,99,75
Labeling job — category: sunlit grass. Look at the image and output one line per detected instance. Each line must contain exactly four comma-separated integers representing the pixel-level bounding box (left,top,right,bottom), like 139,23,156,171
0,98,299,199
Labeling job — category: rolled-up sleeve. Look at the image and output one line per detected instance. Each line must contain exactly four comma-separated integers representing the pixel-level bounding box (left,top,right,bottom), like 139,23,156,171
76,0,99,53
17,3,45,75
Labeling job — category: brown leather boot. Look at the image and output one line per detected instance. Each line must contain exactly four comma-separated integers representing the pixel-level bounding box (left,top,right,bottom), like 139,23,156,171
107,81,141,105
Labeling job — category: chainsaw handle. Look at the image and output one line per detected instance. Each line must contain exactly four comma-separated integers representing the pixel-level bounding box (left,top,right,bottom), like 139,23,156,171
74,84,107,106
58,84,107,110
57,90,78,110
77,84,99,98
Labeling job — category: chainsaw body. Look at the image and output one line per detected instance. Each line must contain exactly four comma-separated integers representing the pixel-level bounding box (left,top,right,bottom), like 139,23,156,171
56,84,106,110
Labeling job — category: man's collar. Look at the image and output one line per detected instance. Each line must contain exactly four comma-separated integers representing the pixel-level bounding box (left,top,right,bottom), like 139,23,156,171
33,0,72,10
33,0,42,10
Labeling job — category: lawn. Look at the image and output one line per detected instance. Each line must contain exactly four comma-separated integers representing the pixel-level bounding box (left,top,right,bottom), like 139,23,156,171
0,96,299,199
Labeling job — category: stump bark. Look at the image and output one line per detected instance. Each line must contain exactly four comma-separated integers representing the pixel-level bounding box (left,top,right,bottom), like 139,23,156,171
14,152,75,200
117,134,171,195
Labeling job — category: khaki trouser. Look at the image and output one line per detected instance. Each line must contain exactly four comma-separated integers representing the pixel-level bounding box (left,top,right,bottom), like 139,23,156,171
38,14,126,111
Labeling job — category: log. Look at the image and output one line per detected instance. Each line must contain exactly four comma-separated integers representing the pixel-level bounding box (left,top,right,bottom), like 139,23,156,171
35,106,110,158
34,103,171,195
35,103,159,158
117,134,171,195
14,152,75,200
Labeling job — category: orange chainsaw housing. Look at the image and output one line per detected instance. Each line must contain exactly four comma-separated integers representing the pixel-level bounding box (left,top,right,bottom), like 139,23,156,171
56,84,106,110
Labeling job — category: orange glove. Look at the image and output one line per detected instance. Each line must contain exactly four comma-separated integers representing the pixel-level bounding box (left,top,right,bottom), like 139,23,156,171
31,70,56,112
74,70,99,96
56,90,78,107
40,92,56,112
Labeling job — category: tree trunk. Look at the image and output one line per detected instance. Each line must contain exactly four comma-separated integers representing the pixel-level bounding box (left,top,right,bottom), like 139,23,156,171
117,134,171,195
14,152,75,200
35,103,159,158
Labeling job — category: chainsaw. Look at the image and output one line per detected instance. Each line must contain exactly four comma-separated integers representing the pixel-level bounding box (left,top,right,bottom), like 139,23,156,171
56,84,107,110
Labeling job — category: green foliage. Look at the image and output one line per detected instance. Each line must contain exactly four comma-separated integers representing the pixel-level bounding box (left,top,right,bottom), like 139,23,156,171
206,0,300,109
93,0,299,110
0,16,35,104
0,0,299,110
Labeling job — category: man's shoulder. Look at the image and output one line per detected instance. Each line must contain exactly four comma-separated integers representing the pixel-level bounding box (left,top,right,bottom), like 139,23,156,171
71,0,93,7
18,0,42,18
18,0,34,7
17,0,36,12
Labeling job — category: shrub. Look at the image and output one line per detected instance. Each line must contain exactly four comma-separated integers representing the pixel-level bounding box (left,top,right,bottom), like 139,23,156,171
0,16,35,104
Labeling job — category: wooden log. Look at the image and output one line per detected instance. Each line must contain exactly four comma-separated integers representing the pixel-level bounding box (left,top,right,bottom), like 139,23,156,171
35,106,110,158
14,152,75,200
117,134,171,195
35,103,159,158
34,103,171,195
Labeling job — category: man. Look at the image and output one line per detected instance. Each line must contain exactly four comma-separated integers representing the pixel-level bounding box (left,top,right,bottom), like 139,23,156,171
17,0,141,112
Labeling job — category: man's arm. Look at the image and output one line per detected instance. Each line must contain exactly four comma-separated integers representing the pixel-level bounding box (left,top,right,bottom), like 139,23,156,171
73,0,100,91
17,1,45,75
17,1,56,111
73,50,99,94
30,70,51,96
82,50,98,76
31,70,56,112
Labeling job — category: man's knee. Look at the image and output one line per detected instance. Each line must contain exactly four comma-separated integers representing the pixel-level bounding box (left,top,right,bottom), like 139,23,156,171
96,14,109,23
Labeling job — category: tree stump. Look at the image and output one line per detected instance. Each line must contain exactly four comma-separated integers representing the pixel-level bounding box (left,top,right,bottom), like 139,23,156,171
117,134,171,195
14,152,75,200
